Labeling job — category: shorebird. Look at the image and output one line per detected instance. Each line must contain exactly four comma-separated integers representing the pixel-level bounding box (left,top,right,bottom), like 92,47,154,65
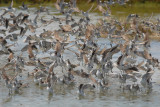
19,2,29,11
4,0,15,12
106,0,115,5
130,84,140,94
40,17,53,25
0,36,7,46
78,83,95,96
126,14,139,22
16,56,25,67
118,74,127,86
39,40,52,52
0,0,159,98
38,6,50,15
54,0,70,14
102,60,113,74
65,59,79,70
141,68,154,88
37,59,47,69
20,25,28,36
59,24,72,32
81,4,94,22
21,14,29,24
9,23,21,33
47,82,53,94
1,69,18,95
0,29,6,35
27,42,38,59
63,72,75,85
7,48,14,62
70,0,80,13
117,0,127,5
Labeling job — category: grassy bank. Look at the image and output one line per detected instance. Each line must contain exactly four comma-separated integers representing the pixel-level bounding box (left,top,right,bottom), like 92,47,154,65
1,0,160,4
0,0,160,3
0,0,159,17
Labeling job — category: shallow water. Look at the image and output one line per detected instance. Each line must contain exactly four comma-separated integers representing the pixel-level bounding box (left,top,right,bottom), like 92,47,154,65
0,6,160,107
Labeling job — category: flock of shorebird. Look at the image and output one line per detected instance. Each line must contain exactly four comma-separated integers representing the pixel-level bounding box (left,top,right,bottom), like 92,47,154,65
0,0,160,97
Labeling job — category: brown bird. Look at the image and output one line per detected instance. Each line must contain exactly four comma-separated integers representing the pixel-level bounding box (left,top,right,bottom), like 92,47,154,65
37,59,47,69
8,48,14,62
59,25,72,32
27,42,38,59
54,0,61,11
66,59,79,70
54,30,64,42
0,36,7,46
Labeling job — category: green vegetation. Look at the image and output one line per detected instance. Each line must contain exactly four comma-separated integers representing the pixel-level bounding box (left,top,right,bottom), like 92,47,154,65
111,2,160,18
0,0,160,3
0,0,159,18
